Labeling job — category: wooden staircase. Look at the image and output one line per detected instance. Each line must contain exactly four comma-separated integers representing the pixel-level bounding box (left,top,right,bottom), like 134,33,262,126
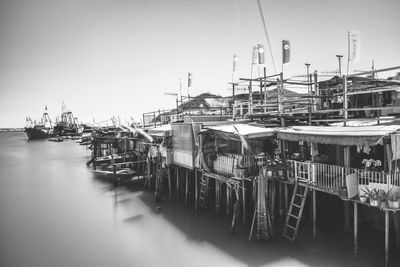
199,174,209,208
283,181,309,242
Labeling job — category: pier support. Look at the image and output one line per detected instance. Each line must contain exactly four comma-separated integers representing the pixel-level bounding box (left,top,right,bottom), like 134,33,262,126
242,180,246,224
167,166,172,199
394,212,400,248
226,184,231,216
312,189,317,240
195,170,198,213
344,201,352,232
385,210,389,267
215,180,221,214
185,169,189,206
353,202,358,258
176,166,179,199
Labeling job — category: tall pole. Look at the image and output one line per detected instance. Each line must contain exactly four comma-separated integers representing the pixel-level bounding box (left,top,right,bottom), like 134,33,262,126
305,63,311,125
336,55,343,76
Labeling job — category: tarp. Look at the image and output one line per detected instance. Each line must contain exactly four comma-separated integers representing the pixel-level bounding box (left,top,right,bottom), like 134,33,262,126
204,124,275,139
276,125,400,147
146,124,171,137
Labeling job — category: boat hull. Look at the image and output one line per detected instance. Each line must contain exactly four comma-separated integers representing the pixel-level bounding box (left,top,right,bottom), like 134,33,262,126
25,127,49,140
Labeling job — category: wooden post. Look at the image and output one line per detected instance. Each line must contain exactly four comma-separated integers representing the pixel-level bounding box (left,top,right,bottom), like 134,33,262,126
343,75,348,125
313,189,317,240
185,169,189,206
354,202,358,258
270,181,276,224
226,184,231,216
113,164,117,187
195,170,198,213
385,210,389,267
215,180,220,214
284,183,288,215
279,183,283,220
242,180,246,224
176,166,179,199
344,146,351,231
168,166,172,199
394,212,400,248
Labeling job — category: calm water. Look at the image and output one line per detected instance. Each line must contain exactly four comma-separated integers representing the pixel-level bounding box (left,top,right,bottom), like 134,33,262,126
0,132,398,267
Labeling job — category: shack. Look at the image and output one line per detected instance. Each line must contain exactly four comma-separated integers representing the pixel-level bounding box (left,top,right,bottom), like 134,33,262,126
275,124,400,266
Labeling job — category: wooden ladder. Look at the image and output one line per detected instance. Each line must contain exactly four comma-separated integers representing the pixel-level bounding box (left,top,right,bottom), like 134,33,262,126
198,174,209,208
283,181,309,242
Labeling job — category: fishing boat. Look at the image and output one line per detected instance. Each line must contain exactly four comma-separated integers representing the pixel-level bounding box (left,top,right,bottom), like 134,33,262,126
48,136,64,142
24,106,53,140
52,102,80,137
93,167,135,181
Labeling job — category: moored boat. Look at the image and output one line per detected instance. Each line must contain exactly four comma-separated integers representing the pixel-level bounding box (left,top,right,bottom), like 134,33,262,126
24,106,52,140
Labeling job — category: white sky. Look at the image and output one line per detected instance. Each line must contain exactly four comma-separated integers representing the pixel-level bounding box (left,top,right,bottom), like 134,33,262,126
0,0,399,127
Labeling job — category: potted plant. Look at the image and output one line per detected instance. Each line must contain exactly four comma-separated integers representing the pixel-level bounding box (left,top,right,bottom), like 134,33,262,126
388,192,400,209
362,188,381,207
358,190,368,203
266,160,273,177
379,189,391,209
361,158,382,172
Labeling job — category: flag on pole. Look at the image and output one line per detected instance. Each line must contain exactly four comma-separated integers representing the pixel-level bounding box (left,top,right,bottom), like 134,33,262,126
348,31,360,62
282,40,290,64
188,72,192,87
233,54,238,72
257,44,265,65
252,46,258,64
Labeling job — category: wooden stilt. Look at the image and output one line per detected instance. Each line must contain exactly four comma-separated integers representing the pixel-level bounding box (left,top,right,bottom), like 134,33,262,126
344,201,351,232
394,212,400,248
279,183,283,220
167,166,172,199
231,185,240,233
226,184,231,216
242,180,246,224
185,169,189,206
385,210,389,267
353,202,358,258
215,180,220,214
176,166,179,199
284,183,288,215
313,189,317,240
270,181,276,224
195,170,198,213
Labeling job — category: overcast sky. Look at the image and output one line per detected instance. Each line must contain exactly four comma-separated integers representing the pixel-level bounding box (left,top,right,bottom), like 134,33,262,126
0,0,399,127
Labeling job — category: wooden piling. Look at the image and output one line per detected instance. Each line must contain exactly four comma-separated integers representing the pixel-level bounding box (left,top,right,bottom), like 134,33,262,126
176,166,179,199
313,189,317,240
113,164,117,187
195,170,198,213
394,212,400,248
185,169,189,206
242,180,246,224
215,180,220,214
226,184,231,216
353,202,358,258
167,166,172,199
385,210,389,267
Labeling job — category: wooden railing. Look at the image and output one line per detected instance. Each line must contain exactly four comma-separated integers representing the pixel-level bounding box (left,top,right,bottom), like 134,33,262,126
287,160,396,195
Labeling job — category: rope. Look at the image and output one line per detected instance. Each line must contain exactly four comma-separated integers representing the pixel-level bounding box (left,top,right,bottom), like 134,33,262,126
256,0,276,74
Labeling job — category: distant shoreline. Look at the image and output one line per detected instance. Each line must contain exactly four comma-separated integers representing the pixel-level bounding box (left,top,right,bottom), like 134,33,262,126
0,128,24,133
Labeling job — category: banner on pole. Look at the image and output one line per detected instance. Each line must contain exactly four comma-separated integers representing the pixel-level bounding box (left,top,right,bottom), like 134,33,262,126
257,44,265,65
252,46,258,65
348,31,360,62
282,40,290,64
188,72,192,87
233,54,238,72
